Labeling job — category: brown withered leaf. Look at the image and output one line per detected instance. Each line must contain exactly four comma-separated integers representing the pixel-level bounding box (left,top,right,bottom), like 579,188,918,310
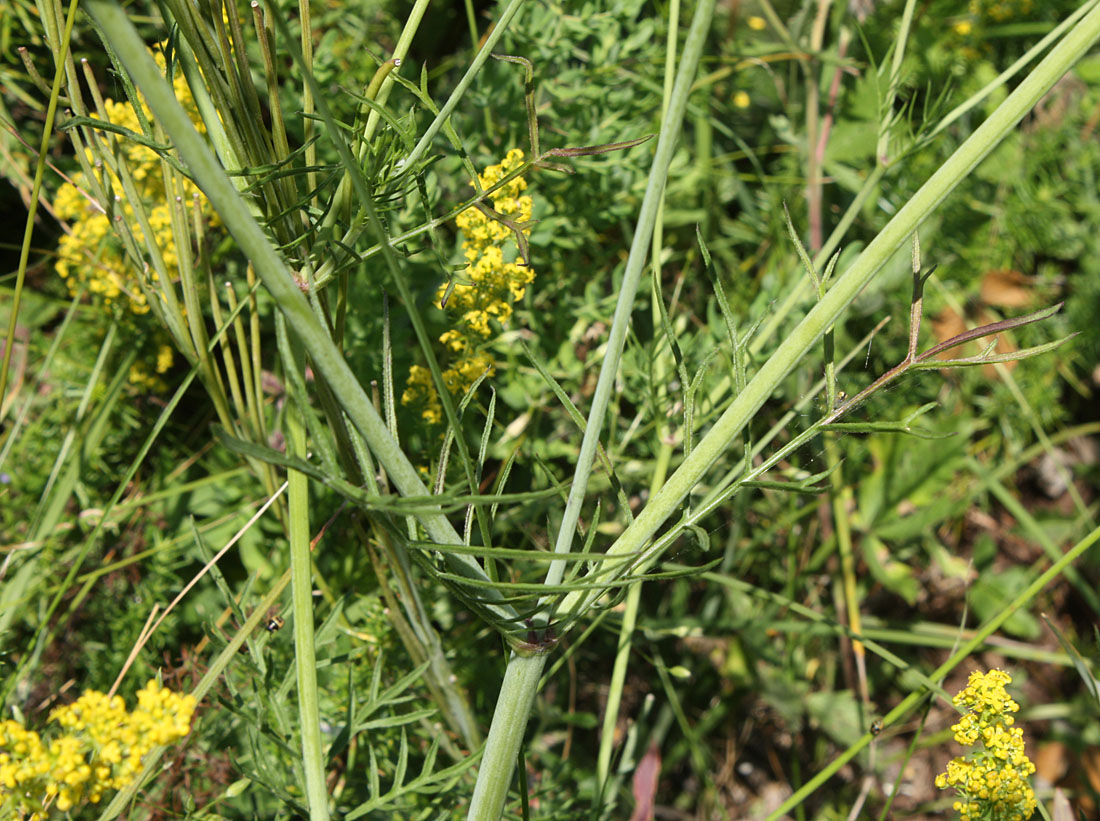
544,134,654,158
1035,741,1069,784
930,305,967,352
980,269,1035,309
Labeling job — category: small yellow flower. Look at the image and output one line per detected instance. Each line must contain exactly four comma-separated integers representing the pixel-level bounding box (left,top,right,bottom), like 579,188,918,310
954,20,973,36
54,55,212,317
733,91,751,109
1,680,195,818
155,344,174,374
404,149,537,422
746,15,766,30
936,669,1036,821
53,51,211,396
401,364,442,425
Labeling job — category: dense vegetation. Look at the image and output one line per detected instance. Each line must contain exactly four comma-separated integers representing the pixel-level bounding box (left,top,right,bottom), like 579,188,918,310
2,0,1099,818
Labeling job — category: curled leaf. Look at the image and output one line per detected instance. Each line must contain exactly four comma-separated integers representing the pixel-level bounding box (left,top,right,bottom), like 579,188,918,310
491,53,539,156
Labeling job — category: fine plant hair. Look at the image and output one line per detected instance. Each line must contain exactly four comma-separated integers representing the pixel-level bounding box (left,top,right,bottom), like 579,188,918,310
5,0,1100,819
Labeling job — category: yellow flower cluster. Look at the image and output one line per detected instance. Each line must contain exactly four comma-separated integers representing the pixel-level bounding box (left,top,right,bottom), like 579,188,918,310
0,679,196,818
54,57,210,316
53,54,215,389
955,0,1035,38
402,149,535,424
969,0,1033,22
124,343,176,391
935,670,1037,821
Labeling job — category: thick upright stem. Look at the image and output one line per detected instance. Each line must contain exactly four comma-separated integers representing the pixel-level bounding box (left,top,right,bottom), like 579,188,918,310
466,654,547,820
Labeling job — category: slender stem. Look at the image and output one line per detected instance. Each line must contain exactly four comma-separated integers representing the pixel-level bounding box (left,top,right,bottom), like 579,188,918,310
539,0,716,595
403,0,529,172
746,163,884,361
927,0,1100,142
813,22,852,250
597,0,680,794
298,0,315,197
876,0,918,163
262,2,500,585
1,0,80,406
804,0,830,251
287,360,330,820
595,581,642,798
360,0,431,146
466,3,716,818
466,653,546,820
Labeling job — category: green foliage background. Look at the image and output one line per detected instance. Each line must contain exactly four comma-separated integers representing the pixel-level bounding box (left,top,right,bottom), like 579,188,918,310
1,0,1099,818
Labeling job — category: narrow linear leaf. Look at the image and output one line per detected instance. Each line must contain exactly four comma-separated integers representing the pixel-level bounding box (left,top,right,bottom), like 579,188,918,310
741,480,827,494
360,708,438,731
407,541,643,562
911,335,1076,369
543,133,654,157
915,302,1064,361
820,421,954,438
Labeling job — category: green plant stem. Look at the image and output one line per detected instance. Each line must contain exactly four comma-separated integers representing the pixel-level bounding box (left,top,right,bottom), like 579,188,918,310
466,653,545,820
556,0,1100,623
803,0,829,251
595,582,641,795
539,0,714,596
701,161,884,407
261,4,500,590
596,0,680,793
299,0,316,198
403,0,528,172
361,0,431,147
287,394,329,820
1,0,79,408
757,0,1097,361
876,0,918,163
317,0,524,242
928,0,1100,141
467,1,716,818
593,438,675,800
825,434,867,702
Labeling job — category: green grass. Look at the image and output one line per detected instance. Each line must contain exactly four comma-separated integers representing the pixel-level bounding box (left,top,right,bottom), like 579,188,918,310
2,0,1100,818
